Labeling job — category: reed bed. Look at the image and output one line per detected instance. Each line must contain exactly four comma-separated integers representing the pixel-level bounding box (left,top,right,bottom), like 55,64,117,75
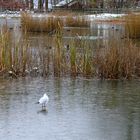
125,13,140,38
68,39,94,77
65,16,90,27
21,12,64,33
21,13,89,32
0,25,11,71
52,36,140,79
0,23,139,79
95,38,140,79
0,26,29,77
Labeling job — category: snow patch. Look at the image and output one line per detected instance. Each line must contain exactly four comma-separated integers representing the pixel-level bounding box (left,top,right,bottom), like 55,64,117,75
87,13,125,21
56,0,73,7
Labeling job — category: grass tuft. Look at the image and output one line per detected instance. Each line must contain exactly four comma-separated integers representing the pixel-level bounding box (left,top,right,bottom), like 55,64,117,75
125,13,140,38
21,12,64,33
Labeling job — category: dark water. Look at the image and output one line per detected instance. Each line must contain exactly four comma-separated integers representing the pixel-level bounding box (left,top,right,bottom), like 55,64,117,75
0,18,124,48
0,77,140,140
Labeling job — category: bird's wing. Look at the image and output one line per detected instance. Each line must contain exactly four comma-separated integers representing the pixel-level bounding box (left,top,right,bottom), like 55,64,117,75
39,96,47,104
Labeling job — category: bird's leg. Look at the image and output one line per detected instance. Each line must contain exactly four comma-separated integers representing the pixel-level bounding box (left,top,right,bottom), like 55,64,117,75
42,103,45,110
42,104,43,110
45,106,47,110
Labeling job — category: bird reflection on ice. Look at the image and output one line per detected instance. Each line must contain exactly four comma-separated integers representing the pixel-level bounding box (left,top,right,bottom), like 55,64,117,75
37,109,48,115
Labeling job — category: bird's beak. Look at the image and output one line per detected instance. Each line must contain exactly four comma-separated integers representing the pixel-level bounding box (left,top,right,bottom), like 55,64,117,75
35,102,39,104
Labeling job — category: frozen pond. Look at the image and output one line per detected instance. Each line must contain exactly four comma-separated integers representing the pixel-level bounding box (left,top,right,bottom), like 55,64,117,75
0,78,140,140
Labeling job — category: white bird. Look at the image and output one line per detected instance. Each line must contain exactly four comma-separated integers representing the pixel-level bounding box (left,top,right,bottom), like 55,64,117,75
38,93,49,110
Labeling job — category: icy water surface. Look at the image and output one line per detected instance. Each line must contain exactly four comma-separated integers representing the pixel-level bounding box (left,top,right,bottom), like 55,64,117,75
0,18,124,48
0,77,140,140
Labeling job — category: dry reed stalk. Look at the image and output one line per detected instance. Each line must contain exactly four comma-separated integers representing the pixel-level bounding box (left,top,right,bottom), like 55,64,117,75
21,42,30,76
83,48,93,77
70,45,77,76
0,25,11,70
53,21,64,76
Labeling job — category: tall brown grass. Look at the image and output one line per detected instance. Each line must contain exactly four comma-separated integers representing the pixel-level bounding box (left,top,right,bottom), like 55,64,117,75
65,16,90,27
0,25,11,71
68,39,94,77
0,23,139,79
0,25,31,77
21,13,89,32
53,22,63,76
125,13,140,38
21,12,64,33
95,38,140,79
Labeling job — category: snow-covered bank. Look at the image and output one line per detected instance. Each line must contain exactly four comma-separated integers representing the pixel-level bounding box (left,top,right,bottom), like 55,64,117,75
0,11,125,20
0,11,21,18
87,13,125,21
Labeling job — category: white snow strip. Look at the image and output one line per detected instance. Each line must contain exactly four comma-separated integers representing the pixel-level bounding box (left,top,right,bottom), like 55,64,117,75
0,12,125,20
0,14,21,18
87,13,125,21
56,0,73,6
